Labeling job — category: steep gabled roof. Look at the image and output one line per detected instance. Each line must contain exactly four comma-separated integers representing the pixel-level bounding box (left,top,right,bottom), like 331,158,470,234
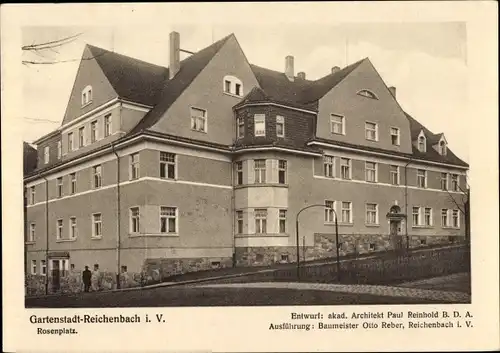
130,34,233,133
405,112,468,167
88,45,169,107
23,142,38,175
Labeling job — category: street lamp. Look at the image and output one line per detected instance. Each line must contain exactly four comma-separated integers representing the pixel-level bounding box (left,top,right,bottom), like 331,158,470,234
296,204,339,281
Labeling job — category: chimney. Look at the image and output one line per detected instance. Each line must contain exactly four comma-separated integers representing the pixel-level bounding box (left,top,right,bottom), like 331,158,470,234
331,66,341,74
169,31,180,80
389,86,396,98
297,72,306,80
285,55,294,81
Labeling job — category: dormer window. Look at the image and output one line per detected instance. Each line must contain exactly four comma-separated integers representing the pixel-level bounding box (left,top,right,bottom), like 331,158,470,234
439,141,447,155
357,89,378,100
223,75,243,97
417,131,427,152
82,85,92,106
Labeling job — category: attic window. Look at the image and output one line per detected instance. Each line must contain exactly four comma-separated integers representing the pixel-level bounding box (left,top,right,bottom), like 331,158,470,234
418,135,426,153
223,75,243,97
357,89,378,100
82,85,92,106
439,140,447,155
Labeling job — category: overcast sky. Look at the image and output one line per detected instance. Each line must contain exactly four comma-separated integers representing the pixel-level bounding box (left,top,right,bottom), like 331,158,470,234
22,22,469,161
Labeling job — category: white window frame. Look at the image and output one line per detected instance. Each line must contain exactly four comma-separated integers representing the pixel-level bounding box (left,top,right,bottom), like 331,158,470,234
56,219,63,240
254,209,267,234
235,161,243,185
254,159,266,184
56,177,63,198
439,140,447,155
44,146,50,164
104,114,112,137
160,152,176,180
341,201,352,224
417,131,427,152
223,75,244,97
441,208,449,227
70,173,77,194
78,126,85,148
254,114,266,137
236,210,244,234
160,206,178,234
68,132,74,152
237,116,245,138
324,200,336,224
365,203,378,225
357,89,378,99
330,114,345,135
276,115,285,138
57,141,62,159
412,206,421,226
278,160,287,184
323,155,334,178
441,173,449,191
424,207,433,227
365,161,377,183
30,186,35,204
92,213,102,238
69,217,77,239
417,169,427,188
452,209,460,228
81,85,92,106
92,165,102,189
130,207,140,234
31,260,37,275
190,106,207,133
40,260,47,276
365,121,378,141
130,153,140,180
279,209,287,233
390,165,400,185
390,127,400,146
29,223,35,242
451,174,459,191
90,120,98,143
340,158,351,180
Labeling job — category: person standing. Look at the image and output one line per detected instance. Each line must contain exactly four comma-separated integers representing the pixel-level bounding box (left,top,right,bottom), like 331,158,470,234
91,264,101,292
82,266,91,292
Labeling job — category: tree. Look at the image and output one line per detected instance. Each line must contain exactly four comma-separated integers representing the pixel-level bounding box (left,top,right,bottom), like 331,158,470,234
446,176,471,244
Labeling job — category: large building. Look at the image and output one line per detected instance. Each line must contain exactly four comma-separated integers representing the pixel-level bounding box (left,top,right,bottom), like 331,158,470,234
24,32,468,289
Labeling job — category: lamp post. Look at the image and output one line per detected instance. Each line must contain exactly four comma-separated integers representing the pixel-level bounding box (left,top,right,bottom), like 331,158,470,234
296,204,338,281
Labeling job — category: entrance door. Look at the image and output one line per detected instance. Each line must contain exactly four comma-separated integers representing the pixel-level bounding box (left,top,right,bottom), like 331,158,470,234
390,220,402,250
51,259,60,292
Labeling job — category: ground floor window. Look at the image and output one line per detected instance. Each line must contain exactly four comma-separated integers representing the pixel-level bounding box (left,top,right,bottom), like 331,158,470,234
41,260,46,276
31,260,36,275
254,209,267,234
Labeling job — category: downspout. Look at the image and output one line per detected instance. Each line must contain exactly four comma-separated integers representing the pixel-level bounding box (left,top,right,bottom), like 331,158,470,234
231,161,236,267
404,157,414,251
43,176,49,295
111,142,121,289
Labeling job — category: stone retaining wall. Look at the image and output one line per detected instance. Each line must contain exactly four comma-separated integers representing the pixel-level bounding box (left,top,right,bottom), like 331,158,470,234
144,256,233,281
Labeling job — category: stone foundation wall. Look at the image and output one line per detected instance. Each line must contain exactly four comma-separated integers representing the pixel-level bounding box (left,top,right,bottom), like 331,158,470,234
234,247,312,267
143,256,233,281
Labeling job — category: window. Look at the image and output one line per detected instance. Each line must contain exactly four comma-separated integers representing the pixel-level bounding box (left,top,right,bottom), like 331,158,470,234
104,114,112,137
441,173,448,191
160,152,176,179
31,260,37,275
236,211,244,234
412,207,421,226
82,85,92,106
92,165,102,188
160,207,177,234
29,223,35,242
417,169,427,188
330,114,345,135
130,153,140,180
69,217,77,239
57,141,62,159
30,186,35,204
237,116,245,138
235,162,243,185
254,114,266,137
325,200,336,223
78,127,85,148
41,260,47,276
366,203,378,225
341,202,352,223
418,135,426,152
281,254,289,262
451,174,459,191
390,165,400,185
44,146,50,164
365,162,377,182
90,120,98,143
223,75,243,97
276,115,285,137
278,160,287,184
190,107,207,132
439,140,447,155
68,132,74,152
92,213,102,238
130,208,140,234
254,209,267,234
340,158,351,179
424,208,432,226
452,210,460,228
56,219,63,240
390,127,400,146
357,89,378,99
441,209,449,227
323,155,334,178
279,210,287,233
56,177,63,198
70,173,77,194
254,159,266,184
365,122,378,141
